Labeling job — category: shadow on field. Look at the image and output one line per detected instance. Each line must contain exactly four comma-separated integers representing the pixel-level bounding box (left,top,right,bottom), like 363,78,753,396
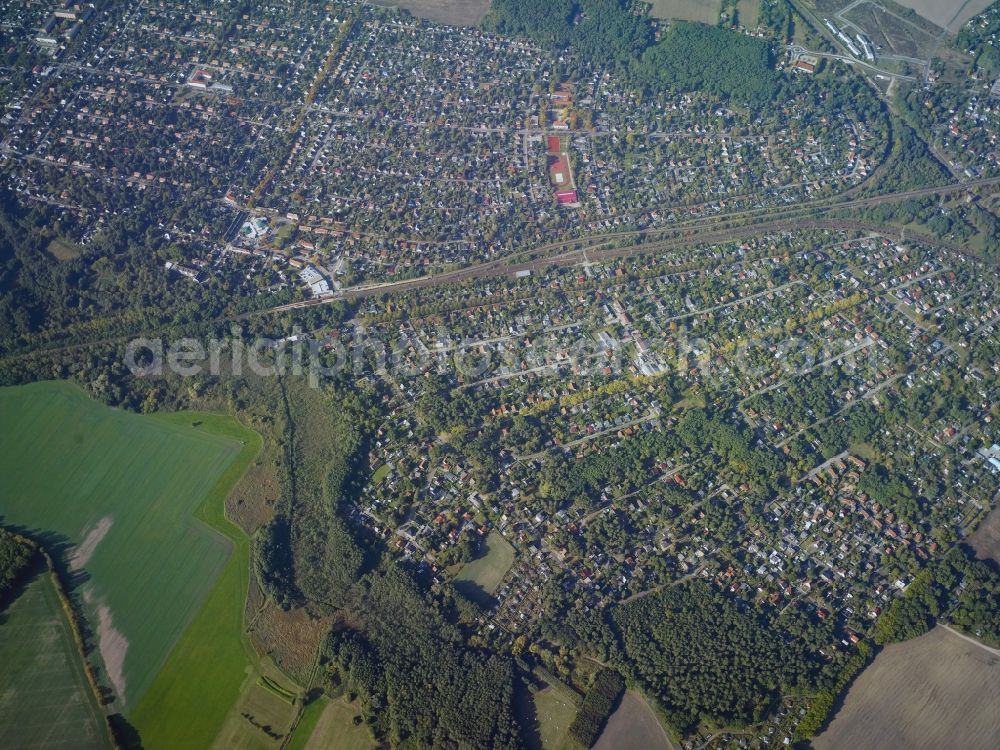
0,558,46,620
512,671,544,750
453,578,497,609
108,713,144,749
0,520,112,697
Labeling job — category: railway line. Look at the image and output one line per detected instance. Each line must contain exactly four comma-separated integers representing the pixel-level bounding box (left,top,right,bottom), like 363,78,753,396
249,176,999,316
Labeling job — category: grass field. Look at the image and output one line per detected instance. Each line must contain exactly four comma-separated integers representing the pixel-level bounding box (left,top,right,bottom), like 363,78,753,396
371,463,392,485
814,626,1000,750
891,0,994,32
648,0,722,23
737,0,759,26
0,568,110,750
46,238,82,261
369,0,491,26
533,684,578,750
284,697,328,750
208,659,299,750
593,691,674,750
454,531,515,606
293,697,374,750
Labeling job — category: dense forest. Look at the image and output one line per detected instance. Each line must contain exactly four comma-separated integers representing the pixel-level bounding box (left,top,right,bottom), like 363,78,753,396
634,22,776,106
485,0,777,106
608,581,835,732
322,565,521,749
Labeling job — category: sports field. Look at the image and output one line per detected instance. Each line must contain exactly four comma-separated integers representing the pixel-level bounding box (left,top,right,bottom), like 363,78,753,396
0,569,110,750
0,381,258,721
454,531,515,605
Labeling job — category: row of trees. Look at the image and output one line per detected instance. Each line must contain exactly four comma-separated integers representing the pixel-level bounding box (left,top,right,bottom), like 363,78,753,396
566,668,625,748
0,527,37,602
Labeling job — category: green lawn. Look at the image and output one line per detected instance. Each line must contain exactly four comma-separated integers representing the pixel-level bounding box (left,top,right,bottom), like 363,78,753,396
0,381,261,746
371,463,392,485
0,569,110,749
534,685,578,750
455,531,516,601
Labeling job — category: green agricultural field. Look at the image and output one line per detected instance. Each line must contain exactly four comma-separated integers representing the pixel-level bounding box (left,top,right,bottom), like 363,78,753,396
0,381,260,745
454,531,515,605
284,696,328,750
290,696,375,750
648,0,722,24
0,568,110,750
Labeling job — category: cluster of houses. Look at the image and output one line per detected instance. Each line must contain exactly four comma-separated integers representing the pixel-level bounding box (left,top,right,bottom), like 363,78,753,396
5,0,885,288
326,230,998,652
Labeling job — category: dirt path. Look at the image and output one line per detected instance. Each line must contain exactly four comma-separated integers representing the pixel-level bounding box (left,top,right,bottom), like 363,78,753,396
942,624,1000,658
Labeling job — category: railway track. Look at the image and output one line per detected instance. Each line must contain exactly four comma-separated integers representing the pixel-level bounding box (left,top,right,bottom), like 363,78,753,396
251,177,999,316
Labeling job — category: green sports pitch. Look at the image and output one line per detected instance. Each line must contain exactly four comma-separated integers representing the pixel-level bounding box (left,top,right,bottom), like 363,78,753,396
0,381,256,713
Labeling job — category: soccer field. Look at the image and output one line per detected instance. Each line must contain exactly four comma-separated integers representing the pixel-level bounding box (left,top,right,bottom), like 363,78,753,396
0,381,255,710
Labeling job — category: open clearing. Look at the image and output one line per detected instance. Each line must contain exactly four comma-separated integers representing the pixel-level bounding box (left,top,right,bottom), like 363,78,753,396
284,697,327,750
891,0,994,32
0,568,109,750
737,0,760,27
0,381,252,709
593,691,674,750
208,659,299,750
969,503,1000,563
648,0,722,24
369,0,492,26
814,626,1000,750
46,238,82,261
454,531,515,605
533,684,578,750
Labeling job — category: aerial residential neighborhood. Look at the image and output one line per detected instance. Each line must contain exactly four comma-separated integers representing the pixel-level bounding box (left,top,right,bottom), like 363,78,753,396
0,2,998,750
